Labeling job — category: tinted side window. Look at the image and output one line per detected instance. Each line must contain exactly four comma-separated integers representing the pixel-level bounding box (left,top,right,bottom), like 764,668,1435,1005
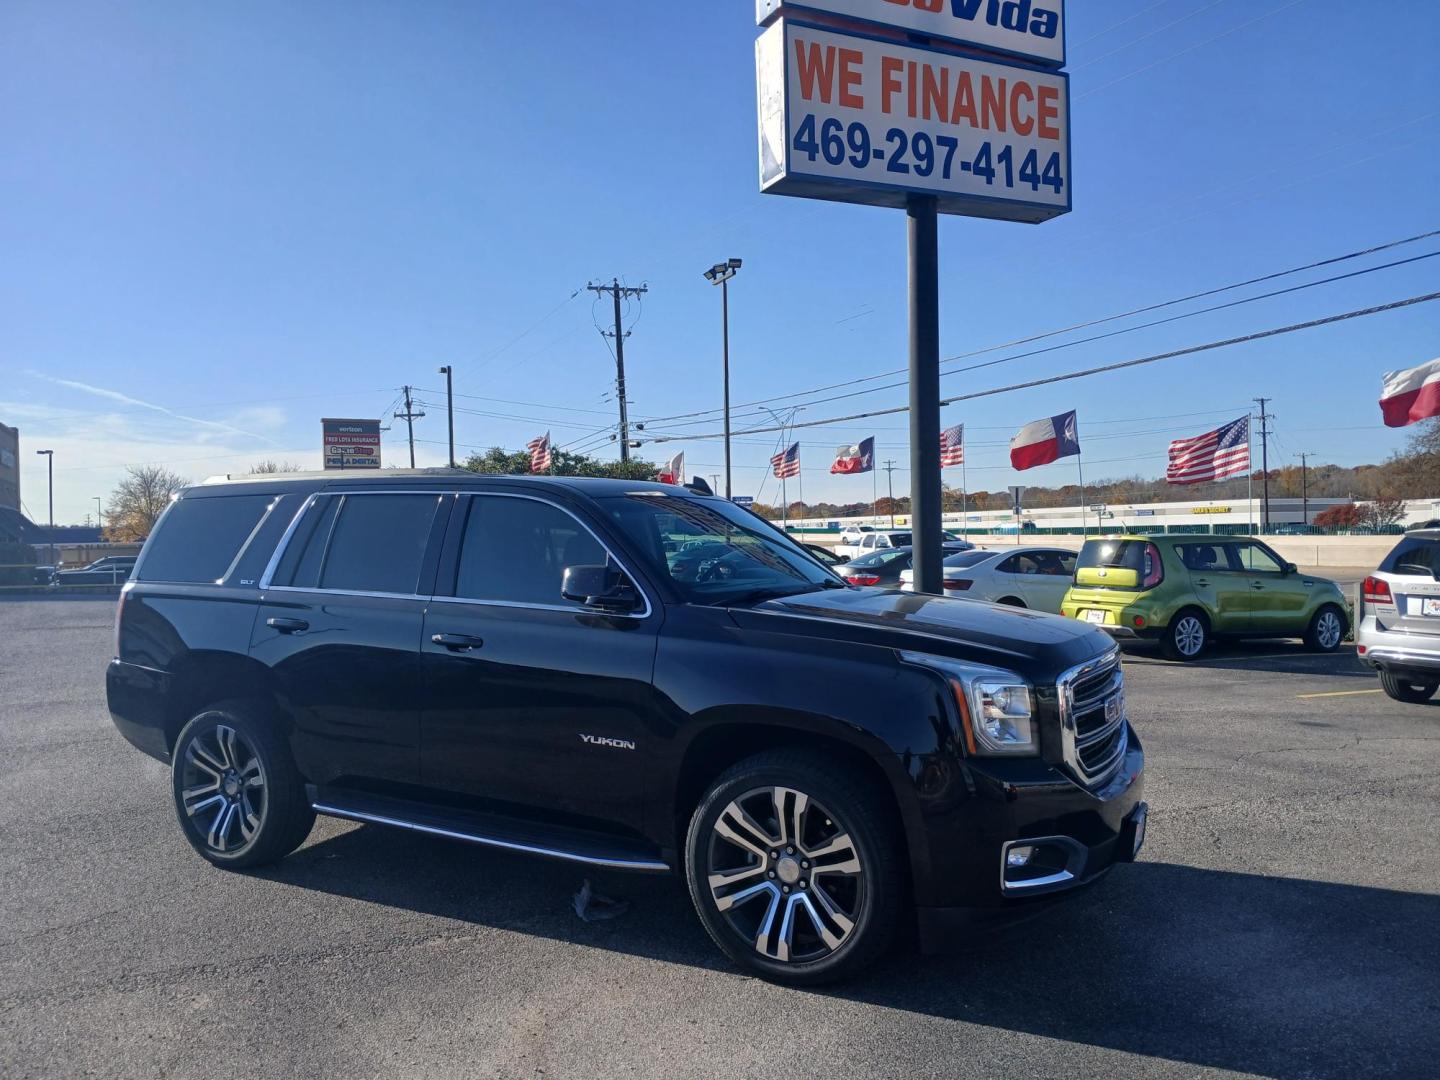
318,494,440,594
1233,542,1285,574
1384,538,1440,577
454,496,607,606
137,495,273,583
1176,543,1236,572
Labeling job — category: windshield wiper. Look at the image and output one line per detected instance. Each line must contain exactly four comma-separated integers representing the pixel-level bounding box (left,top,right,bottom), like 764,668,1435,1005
717,582,834,606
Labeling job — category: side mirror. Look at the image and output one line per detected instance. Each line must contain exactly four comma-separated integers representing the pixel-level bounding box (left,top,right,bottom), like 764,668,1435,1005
1285,562,1298,575
561,564,638,613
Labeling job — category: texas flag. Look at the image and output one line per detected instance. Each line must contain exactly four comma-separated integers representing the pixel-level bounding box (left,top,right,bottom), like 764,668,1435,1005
1010,411,1081,471
1379,358,1440,427
830,436,875,475
656,451,685,485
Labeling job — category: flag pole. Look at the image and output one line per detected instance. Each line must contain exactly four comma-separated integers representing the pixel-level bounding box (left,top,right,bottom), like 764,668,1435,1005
872,469,878,525
1247,413,1255,535
1077,453,1087,538
961,454,969,541
797,455,804,523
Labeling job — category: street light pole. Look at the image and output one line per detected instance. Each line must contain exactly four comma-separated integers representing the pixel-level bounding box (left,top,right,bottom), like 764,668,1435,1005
438,365,455,468
704,258,743,500
37,450,54,568
94,496,103,535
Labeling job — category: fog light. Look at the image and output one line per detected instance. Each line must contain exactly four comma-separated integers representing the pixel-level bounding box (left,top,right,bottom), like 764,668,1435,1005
1006,845,1035,868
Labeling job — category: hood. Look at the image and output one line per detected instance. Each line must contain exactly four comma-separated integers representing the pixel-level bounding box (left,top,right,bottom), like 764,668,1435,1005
728,587,1113,678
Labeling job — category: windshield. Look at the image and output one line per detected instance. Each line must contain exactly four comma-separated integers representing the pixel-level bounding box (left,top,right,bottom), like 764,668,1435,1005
851,548,911,568
601,495,840,605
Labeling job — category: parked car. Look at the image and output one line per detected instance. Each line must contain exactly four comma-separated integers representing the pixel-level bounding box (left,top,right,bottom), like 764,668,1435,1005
800,542,845,568
834,525,874,556
109,472,1145,984
52,555,136,587
1356,529,1440,702
1061,535,1348,661
899,547,1078,612
835,546,915,587
835,529,975,561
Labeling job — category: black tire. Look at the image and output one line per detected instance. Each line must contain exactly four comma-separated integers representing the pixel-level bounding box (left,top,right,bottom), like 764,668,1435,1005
1303,604,1347,653
1161,608,1209,662
997,596,1026,608
1379,671,1438,703
171,699,314,869
685,750,903,986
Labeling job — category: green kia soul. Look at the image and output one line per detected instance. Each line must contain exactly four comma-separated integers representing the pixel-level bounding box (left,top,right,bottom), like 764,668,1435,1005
1061,536,1349,661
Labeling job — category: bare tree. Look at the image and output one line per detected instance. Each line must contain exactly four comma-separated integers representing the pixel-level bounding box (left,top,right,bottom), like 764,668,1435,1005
249,460,304,474
104,466,188,541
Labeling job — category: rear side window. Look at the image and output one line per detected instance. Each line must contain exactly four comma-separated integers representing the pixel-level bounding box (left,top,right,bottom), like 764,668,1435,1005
137,495,273,583
1176,543,1236,572
1382,538,1440,577
318,495,440,594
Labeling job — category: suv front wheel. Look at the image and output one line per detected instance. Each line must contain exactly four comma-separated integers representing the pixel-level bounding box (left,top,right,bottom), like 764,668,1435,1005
685,750,902,985
171,701,315,869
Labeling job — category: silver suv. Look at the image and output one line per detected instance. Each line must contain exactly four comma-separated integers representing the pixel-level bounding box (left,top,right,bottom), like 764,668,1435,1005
1357,530,1440,702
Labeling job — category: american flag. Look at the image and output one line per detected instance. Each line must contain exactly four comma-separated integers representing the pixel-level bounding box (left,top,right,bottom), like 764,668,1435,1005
770,442,800,479
939,423,965,467
527,432,552,474
1166,416,1250,485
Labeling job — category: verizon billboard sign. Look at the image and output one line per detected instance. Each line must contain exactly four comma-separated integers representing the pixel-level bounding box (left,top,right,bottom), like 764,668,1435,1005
756,0,1066,69
322,418,382,470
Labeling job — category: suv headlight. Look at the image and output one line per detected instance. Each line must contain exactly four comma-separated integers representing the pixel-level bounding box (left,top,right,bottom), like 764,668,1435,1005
900,652,1036,756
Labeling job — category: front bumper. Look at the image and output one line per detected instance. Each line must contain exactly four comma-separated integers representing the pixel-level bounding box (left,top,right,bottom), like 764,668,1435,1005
911,727,1146,950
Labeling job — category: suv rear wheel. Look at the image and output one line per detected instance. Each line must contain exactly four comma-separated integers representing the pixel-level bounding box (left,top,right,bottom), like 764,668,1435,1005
171,701,315,869
685,750,902,985
1379,671,1439,703
1162,609,1209,662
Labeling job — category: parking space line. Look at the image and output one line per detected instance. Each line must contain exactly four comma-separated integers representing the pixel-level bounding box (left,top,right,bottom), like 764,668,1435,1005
1296,688,1383,699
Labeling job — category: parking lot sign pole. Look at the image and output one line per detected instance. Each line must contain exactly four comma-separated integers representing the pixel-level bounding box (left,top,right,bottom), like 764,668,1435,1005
909,196,943,595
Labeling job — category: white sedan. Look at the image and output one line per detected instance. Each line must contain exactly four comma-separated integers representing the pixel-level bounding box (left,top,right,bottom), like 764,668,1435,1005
899,546,1078,612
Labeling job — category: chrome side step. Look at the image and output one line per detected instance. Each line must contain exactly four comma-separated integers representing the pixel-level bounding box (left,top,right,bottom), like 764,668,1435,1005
310,794,670,873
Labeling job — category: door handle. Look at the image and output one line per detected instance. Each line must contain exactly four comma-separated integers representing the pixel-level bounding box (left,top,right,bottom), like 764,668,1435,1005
1194,580,1210,587
266,617,309,634
1251,584,1266,591
431,632,484,651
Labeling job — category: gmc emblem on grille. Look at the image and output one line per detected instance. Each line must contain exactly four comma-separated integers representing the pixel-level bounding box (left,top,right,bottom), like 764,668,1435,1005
1104,691,1125,725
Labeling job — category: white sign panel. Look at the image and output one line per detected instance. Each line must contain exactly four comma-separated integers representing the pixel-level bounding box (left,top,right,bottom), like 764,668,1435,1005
756,19,1069,222
757,0,1066,68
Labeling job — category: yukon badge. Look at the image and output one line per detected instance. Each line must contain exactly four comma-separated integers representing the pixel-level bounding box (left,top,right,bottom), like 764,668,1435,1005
580,734,636,751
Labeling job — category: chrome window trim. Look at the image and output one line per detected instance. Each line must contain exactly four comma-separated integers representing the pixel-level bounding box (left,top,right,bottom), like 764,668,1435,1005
216,494,283,585
447,491,654,620
311,802,670,872
258,491,322,590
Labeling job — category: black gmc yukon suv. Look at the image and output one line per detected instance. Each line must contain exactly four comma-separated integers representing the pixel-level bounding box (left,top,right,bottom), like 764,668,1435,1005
108,471,1146,983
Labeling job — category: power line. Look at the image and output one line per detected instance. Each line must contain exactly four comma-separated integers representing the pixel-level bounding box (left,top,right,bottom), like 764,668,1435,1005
643,291,1440,444
631,228,1440,429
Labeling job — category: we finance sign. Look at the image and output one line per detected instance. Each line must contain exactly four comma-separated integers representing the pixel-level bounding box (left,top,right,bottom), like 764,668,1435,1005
756,19,1069,221
757,0,1066,68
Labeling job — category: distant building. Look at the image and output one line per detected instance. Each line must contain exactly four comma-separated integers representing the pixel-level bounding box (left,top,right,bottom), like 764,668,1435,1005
0,422,18,513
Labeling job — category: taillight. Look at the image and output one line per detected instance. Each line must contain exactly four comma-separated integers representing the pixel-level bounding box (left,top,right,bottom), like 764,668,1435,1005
1362,576,1393,605
943,579,973,590
847,574,881,586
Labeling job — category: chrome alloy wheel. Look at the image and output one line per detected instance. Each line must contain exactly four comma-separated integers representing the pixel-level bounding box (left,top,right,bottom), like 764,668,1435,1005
1316,610,1344,650
180,724,266,853
706,786,863,964
1174,616,1206,658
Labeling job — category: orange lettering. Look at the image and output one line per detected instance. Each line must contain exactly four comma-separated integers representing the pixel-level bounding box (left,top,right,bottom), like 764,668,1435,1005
1010,81,1034,136
922,64,950,123
1037,85,1061,140
838,48,863,108
951,71,977,127
881,55,904,114
981,76,1007,133
794,40,836,104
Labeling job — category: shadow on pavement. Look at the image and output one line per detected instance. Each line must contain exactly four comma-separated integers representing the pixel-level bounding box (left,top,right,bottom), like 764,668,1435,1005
265,826,1439,1078
1124,641,1372,679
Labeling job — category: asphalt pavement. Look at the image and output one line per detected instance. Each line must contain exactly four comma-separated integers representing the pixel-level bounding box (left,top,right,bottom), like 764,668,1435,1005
2,598,1437,1080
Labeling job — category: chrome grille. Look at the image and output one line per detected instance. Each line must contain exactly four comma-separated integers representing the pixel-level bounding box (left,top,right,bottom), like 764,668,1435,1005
1059,650,1128,787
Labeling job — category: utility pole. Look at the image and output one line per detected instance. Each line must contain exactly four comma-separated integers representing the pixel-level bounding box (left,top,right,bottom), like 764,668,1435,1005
94,497,103,537
1298,451,1311,525
36,449,54,569
883,460,898,527
437,366,455,468
395,386,425,469
587,279,648,463
1253,397,1273,533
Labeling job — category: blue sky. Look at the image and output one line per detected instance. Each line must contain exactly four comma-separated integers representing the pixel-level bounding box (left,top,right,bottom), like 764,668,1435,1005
2,0,1437,523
